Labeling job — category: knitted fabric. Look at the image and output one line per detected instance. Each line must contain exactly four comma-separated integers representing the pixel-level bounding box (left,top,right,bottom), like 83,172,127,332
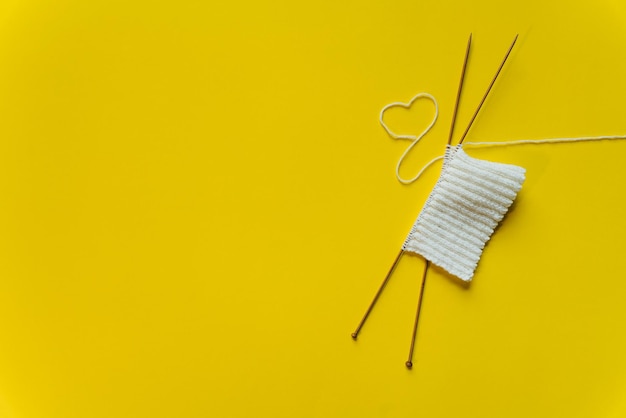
403,145,526,281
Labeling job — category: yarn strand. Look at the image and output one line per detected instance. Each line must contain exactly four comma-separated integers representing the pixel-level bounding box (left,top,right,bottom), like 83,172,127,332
465,135,626,148
380,93,626,184
379,93,439,185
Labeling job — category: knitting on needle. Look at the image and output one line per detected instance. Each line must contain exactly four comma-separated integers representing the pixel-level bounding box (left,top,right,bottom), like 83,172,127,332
405,33,473,369
407,34,519,368
351,34,473,346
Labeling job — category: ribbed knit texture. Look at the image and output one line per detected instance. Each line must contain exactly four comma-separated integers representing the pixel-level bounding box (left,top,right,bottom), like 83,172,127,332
403,145,526,281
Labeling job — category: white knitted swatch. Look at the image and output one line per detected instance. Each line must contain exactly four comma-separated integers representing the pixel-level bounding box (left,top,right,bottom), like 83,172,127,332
403,145,526,281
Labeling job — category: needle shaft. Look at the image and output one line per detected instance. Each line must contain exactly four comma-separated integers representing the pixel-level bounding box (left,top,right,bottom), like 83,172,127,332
406,34,473,369
458,34,518,145
448,34,473,146
351,250,405,340
406,260,429,368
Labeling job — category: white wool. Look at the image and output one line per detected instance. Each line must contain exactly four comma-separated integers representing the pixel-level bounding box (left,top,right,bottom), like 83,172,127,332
402,145,526,281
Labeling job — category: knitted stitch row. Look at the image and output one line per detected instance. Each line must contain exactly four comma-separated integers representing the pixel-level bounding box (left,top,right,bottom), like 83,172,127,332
402,145,526,281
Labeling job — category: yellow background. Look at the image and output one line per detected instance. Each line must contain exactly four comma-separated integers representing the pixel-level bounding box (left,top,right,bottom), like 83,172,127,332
0,0,625,417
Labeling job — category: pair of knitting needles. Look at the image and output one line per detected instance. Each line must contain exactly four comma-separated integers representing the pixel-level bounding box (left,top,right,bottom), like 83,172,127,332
351,33,519,368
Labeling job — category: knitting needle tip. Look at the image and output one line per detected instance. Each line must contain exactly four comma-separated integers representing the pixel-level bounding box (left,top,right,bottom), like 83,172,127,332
447,33,472,146
350,250,405,341
458,34,519,145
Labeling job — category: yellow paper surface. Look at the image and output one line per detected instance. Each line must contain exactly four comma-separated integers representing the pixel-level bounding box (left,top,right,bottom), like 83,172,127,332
0,0,625,417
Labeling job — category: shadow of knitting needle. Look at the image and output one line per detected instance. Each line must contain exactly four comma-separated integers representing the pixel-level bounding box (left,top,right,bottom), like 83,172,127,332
406,34,519,369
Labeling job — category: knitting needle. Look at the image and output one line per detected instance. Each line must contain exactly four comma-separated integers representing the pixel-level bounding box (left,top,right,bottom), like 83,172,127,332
447,33,473,146
405,33,473,369
458,34,518,145
406,260,430,368
352,35,474,343
353,34,518,364
351,249,405,340
407,34,519,367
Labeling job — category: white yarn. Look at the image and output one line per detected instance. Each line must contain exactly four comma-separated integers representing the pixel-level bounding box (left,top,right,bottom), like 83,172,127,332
465,135,626,148
379,92,626,281
379,93,626,184
402,145,525,281
379,93,439,184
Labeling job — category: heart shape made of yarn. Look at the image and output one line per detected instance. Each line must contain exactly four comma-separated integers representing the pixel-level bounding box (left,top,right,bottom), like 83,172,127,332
378,92,440,184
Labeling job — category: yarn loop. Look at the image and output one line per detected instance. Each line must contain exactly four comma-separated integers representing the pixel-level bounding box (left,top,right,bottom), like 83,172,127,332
380,92,626,185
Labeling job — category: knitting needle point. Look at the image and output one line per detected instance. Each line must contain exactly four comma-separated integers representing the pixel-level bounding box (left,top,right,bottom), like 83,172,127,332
351,250,405,340
458,34,519,145
405,34,473,369
406,260,430,368
447,33,472,146
406,35,519,365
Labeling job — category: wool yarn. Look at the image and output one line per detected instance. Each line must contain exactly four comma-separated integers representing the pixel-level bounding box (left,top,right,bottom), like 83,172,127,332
379,92,626,282
402,145,525,281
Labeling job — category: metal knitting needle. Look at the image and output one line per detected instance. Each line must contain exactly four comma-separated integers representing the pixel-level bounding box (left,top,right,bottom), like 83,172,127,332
353,34,518,365
406,33,472,369
353,35,474,343
406,260,430,368
447,33,473,146
458,34,518,145
351,249,404,340
406,34,519,368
